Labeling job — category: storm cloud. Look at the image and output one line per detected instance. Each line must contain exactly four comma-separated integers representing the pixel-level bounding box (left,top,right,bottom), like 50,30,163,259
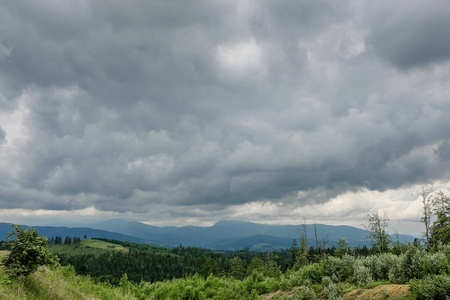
366,1,450,69
0,0,450,227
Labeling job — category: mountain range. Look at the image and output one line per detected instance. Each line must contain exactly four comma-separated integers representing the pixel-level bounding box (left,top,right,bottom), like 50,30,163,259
0,219,416,251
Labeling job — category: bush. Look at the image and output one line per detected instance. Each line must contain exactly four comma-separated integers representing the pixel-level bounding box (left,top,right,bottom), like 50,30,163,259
352,262,372,287
421,252,448,276
322,277,341,300
362,253,400,281
387,255,405,284
290,282,316,300
299,285,316,300
301,263,324,283
323,255,354,282
401,246,425,281
2,224,58,277
410,275,450,300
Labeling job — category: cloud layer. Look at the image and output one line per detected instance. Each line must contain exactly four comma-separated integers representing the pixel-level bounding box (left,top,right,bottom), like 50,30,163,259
1,1,450,230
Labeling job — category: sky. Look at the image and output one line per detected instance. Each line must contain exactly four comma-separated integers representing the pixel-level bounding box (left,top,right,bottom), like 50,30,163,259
1,0,450,235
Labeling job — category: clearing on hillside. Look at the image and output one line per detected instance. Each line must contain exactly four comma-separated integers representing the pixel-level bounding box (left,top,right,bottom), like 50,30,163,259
49,239,129,256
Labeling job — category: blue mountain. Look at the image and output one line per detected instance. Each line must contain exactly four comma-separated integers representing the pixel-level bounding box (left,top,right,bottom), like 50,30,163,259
89,219,416,251
0,219,416,251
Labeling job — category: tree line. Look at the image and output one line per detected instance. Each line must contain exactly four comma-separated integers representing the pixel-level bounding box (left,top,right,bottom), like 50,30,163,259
48,236,82,245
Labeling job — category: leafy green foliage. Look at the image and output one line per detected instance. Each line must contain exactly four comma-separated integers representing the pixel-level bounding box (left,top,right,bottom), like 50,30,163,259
2,225,58,277
5,225,450,299
364,210,391,254
322,277,341,300
410,275,450,300
334,238,350,258
431,191,450,247
4,241,450,299
297,285,316,299
323,255,355,282
352,262,372,287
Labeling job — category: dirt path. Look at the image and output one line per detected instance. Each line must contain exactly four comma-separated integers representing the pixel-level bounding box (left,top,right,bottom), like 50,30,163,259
344,284,410,300
261,284,411,300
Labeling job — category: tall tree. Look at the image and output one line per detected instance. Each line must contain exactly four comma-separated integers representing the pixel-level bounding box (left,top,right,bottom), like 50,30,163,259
364,210,390,253
289,239,298,267
297,223,308,266
419,187,433,247
335,238,350,258
230,256,245,279
430,191,450,246
314,222,319,256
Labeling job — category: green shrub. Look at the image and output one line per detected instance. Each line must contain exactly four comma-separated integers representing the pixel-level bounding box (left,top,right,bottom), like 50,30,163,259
322,277,341,300
361,255,382,281
283,268,304,287
301,263,324,283
401,246,426,281
361,253,405,282
298,285,316,300
421,252,448,276
323,255,354,282
352,262,372,287
2,225,58,277
387,256,406,284
410,275,450,300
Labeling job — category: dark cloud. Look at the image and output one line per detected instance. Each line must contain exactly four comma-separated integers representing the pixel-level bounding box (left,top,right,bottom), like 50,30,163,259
0,126,5,143
0,0,449,219
437,140,450,161
366,1,450,69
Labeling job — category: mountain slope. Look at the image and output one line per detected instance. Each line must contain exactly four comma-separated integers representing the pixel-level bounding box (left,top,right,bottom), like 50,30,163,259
0,220,416,251
89,219,416,250
0,222,149,245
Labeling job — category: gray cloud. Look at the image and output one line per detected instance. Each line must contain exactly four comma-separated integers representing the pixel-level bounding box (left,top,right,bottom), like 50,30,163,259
0,126,5,144
0,0,449,220
365,1,450,69
437,140,450,161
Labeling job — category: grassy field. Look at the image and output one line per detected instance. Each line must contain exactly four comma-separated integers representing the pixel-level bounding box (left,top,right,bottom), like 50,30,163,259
0,247,134,300
49,239,129,256
0,264,135,300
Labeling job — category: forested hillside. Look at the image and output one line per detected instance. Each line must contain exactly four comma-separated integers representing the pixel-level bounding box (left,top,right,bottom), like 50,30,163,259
3,238,450,299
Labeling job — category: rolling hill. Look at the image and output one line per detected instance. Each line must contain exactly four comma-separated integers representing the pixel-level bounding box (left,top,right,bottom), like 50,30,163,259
0,222,149,245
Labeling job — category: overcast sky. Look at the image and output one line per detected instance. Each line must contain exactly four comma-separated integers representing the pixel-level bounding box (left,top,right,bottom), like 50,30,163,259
1,0,450,235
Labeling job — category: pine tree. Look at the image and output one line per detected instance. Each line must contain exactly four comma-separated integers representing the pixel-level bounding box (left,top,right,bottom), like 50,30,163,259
289,239,298,266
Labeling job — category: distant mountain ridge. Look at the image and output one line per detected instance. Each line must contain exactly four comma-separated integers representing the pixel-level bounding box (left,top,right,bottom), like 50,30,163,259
89,219,415,251
0,219,416,251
